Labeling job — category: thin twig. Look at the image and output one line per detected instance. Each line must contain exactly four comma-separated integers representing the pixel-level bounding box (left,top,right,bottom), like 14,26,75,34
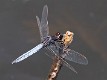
47,56,62,80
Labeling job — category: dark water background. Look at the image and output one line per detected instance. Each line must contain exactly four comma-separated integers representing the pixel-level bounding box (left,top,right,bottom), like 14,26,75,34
0,0,107,80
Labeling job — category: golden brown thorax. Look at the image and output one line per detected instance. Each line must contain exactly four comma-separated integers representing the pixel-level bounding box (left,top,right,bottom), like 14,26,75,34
62,31,74,47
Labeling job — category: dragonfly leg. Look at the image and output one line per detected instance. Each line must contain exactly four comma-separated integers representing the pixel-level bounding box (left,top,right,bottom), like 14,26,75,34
63,47,71,53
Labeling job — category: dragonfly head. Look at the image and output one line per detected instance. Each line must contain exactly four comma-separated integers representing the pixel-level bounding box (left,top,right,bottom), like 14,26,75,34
55,32,60,37
55,32,63,41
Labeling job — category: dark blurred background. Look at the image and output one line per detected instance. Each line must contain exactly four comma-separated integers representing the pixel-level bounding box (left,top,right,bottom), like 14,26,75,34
0,0,107,80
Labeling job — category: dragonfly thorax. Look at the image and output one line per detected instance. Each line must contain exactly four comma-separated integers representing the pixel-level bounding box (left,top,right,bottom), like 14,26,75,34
42,36,52,46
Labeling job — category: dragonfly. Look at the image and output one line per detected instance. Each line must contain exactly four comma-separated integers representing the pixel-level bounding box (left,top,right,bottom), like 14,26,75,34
12,5,88,74
46,31,88,80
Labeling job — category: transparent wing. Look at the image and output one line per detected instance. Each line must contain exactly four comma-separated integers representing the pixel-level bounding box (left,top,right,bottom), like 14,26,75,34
12,43,44,64
48,44,88,65
45,47,77,73
47,43,60,55
62,49,88,65
62,58,77,73
12,5,49,64
36,5,49,42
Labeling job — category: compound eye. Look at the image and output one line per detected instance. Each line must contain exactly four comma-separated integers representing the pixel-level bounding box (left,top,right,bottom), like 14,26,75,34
55,32,60,36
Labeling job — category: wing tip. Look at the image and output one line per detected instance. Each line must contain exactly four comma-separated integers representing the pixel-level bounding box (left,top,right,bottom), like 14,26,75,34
85,60,88,65
83,56,88,65
12,60,18,64
44,5,48,9
12,61,15,64
43,5,48,14
36,16,38,19
75,70,78,74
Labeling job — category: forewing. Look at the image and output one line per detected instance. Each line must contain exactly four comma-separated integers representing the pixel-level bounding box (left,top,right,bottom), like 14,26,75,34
48,44,59,54
62,50,88,65
62,58,77,73
12,43,43,64
45,47,77,73
36,5,49,41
